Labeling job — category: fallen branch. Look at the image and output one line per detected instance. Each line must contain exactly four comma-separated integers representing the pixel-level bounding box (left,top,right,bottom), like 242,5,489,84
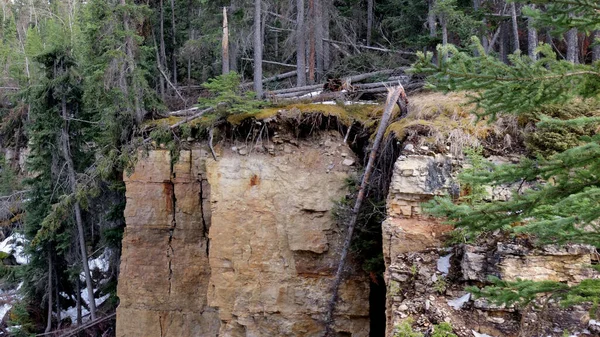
323,85,406,336
169,107,200,117
158,65,187,105
241,70,299,88
324,38,417,56
143,107,215,143
241,57,298,68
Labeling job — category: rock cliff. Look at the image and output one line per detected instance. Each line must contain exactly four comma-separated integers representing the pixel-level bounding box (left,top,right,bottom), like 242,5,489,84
116,131,370,337
383,154,599,337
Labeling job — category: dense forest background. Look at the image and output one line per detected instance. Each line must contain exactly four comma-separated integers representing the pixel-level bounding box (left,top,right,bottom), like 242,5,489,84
0,0,598,335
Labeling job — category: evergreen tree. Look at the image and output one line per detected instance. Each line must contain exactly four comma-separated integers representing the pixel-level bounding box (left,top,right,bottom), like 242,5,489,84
413,0,600,307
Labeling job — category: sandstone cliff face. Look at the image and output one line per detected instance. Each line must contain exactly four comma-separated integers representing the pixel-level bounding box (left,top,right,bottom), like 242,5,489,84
116,131,370,337
383,154,600,337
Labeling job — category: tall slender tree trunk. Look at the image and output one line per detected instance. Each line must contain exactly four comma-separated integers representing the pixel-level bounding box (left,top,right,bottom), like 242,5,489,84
76,278,82,325
593,30,600,62
169,0,177,86
159,0,167,71
222,7,230,74
121,0,144,123
440,15,448,62
500,21,509,63
510,2,520,53
323,0,330,71
296,0,306,86
61,97,97,321
566,28,578,63
308,0,316,84
253,0,263,97
527,5,538,60
55,268,60,323
366,0,373,46
45,253,53,333
315,0,324,81
473,0,479,11
428,0,437,38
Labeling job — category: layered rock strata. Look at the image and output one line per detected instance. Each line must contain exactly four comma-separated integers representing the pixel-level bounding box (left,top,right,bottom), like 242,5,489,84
116,131,370,337
383,154,600,337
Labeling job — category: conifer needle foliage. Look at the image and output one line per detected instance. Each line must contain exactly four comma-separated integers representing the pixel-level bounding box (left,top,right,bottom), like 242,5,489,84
414,0,600,309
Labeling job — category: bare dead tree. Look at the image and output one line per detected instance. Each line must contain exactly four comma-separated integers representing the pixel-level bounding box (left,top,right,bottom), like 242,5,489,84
323,85,406,336
296,0,307,86
254,0,263,97
222,7,230,74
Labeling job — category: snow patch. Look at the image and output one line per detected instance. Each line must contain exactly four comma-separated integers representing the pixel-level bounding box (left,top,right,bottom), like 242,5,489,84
0,234,29,265
472,331,495,337
448,293,471,310
0,303,11,320
437,254,452,275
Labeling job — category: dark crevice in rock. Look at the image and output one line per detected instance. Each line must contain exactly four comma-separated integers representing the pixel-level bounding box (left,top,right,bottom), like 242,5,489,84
167,178,177,296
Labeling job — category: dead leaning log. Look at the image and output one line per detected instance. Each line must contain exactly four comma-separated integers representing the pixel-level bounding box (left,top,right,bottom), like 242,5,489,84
323,85,407,336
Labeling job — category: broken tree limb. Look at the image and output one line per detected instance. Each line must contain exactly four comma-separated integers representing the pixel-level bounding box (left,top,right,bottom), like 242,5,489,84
323,85,406,336
242,57,298,68
170,107,214,129
169,107,200,117
241,70,299,88
143,107,215,144
323,38,417,56
158,64,187,105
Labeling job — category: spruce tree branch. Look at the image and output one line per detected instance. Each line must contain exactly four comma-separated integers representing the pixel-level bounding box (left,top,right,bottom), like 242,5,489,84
444,70,600,82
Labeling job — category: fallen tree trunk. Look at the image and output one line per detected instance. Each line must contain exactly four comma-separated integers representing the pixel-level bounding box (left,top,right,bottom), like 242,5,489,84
241,70,299,88
268,83,323,95
168,107,200,117
323,85,406,336
323,38,417,56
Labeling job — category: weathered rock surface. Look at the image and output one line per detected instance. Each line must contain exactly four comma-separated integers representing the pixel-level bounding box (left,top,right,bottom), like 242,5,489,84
383,154,600,337
116,131,370,337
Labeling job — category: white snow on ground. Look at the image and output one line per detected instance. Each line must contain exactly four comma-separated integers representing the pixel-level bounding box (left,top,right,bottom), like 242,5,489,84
88,250,111,274
472,330,495,337
0,234,29,265
80,249,111,282
437,254,453,275
0,303,11,321
61,291,110,324
447,293,471,310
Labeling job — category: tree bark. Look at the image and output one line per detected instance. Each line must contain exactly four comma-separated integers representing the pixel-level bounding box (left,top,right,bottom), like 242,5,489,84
428,0,437,37
510,2,520,53
500,21,509,63
323,0,330,71
296,0,306,86
159,0,167,71
308,0,316,84
593,30,600,62
527,5,538,60
222,7,230,74
76,278,82,325
253,0,263,97
566,28,578,63
366,0,373,46
45,253,53,333
315,0,324,81
440,15,448,62
169,0,177,86
61,97,97,321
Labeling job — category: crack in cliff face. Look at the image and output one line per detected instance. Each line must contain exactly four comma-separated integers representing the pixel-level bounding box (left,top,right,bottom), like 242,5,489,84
197,173,210,256
167,179,177,296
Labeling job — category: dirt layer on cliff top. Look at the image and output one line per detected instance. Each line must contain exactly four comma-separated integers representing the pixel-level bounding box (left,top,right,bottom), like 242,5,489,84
143,91,523,159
